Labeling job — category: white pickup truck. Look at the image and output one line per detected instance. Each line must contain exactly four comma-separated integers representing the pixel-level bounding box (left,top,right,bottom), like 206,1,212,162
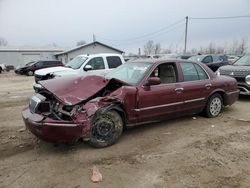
34,53,125,90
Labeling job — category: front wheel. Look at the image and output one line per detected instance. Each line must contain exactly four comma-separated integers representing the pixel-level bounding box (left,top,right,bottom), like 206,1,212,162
205,94,223,118
89,110,123,148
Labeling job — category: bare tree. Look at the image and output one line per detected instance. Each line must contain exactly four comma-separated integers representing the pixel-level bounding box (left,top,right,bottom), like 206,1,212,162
76,40,86,46
207,43,216,54
0,37,8,46
238,37,248,55
154,43,161,54
143,40,155,55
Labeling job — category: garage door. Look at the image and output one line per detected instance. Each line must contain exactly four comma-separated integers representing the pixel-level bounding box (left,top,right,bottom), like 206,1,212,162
22,53,40,64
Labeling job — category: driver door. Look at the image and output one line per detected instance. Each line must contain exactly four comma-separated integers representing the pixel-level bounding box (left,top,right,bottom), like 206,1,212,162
136,62,183,122
83,57,106,76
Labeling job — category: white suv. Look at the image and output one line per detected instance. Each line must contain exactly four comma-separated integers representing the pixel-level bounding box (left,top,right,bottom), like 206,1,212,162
34,53,125,90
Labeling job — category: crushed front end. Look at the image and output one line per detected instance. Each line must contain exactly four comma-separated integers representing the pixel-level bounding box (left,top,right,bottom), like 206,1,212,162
22,92,92,143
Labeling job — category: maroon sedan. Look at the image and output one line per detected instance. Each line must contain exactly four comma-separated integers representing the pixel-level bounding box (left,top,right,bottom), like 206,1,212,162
22,60,239,147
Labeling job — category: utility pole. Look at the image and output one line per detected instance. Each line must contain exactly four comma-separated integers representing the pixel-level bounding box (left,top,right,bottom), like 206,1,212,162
93,34,96,42
184,16,188,54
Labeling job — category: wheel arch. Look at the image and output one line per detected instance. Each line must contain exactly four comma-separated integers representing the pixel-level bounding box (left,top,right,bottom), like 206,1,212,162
208,89,225,105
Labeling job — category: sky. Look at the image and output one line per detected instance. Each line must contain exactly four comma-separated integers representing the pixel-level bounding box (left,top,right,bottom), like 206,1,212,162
0,0,250,54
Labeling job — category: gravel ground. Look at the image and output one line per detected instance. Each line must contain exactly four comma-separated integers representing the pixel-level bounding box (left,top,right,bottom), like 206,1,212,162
0,72,250,188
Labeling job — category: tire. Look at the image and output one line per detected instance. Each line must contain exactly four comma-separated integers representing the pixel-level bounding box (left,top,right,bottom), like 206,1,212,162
27,71,34,76
0,68,2,74
89,110,123,148
205,93,223,118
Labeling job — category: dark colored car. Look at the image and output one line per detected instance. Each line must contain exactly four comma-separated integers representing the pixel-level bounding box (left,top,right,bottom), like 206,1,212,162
217,54,250,95
188,54,229,72
22,59,239,147
15,60,63,76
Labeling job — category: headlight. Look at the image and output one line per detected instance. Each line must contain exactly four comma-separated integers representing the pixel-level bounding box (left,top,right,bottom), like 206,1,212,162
215,70,220,76
246,75,250,85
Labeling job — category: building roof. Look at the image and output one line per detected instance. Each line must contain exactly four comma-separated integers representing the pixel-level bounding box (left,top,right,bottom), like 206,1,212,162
55,41,124,56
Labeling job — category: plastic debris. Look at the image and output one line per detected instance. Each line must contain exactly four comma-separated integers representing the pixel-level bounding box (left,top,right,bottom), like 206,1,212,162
17,127,26,132
91,166,102,183
192,117,197,120
211,125,215,128
238,118,250,122
163,132,172,135
9,135,17,139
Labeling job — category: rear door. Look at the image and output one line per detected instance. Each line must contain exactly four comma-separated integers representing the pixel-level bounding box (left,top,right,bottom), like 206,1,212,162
106,56,123,69
177,62,211,114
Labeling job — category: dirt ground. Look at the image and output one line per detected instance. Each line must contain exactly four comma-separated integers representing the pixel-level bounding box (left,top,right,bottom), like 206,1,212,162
0,72,250,188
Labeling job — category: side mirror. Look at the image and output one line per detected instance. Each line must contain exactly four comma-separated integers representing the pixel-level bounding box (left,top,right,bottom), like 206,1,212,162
84,65,93,71
144,77,161,86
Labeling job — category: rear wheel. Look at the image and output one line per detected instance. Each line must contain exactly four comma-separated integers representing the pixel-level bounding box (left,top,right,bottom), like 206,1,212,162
205,94,223,118
27,71,34,76
89,110,123,148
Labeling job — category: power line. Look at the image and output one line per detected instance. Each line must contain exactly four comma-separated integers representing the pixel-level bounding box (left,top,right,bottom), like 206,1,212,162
190,14,250,20
103,22,185,47
97,18,185,42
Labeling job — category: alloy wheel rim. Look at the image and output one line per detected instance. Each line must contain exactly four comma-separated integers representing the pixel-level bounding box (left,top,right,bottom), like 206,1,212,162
210,97,222,116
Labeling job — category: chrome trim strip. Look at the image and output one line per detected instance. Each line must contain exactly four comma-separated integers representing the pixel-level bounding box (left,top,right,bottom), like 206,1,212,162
134,97,205,112
43,123,78,127
134,101,183,112
226,90,241,95
184,97,205,103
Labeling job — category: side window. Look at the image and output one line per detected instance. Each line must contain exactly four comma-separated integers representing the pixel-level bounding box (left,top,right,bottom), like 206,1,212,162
212,56,220,62
150,63,177,84
35,61,43,67
86,57,105,70
202,56,212,63
106,56,122,68
180,63,199,81
44,61,51,66
194,64,208,80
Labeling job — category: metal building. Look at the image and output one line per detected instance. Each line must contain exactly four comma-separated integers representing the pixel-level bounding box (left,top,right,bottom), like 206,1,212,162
0,48,64,67
55,41,124,64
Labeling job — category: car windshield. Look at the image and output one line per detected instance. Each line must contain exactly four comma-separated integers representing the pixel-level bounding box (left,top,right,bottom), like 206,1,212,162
65,56,88,69
234,55,250,66
188,55,206,62
105,62,152,85
24,61,35,66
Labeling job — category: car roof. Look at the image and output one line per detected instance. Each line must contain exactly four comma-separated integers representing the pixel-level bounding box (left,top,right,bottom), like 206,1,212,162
77,53,123,58
129,58,194,64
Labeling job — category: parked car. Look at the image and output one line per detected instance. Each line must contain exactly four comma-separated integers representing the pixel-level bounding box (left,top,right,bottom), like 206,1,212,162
188,54,229,72
0,64,7,73
22,59,239,147
15,60,63,76
147,53,177,59
33,53,125,91
227,55,240,64
217,54,250,95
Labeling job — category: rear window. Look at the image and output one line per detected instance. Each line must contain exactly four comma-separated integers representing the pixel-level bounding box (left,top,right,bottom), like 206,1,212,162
180,63,208,81
106,56,122,68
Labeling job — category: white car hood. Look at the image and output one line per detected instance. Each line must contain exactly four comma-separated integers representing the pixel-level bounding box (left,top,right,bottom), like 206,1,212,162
54,69,112,77
35,66,73,76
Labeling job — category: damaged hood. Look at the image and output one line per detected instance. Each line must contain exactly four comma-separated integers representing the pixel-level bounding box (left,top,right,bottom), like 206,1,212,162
39,75,120,105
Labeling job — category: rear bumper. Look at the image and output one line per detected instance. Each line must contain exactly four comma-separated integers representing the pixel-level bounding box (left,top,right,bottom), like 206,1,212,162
22,108,89,143
224,90,240,106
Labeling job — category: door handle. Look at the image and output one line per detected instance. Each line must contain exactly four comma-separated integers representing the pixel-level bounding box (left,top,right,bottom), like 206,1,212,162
205,83,212,89
175,88,184,93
